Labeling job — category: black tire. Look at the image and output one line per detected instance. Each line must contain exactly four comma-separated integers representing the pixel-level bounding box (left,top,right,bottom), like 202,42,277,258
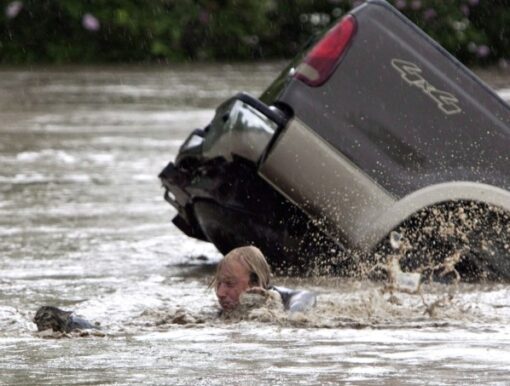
373,201,510,282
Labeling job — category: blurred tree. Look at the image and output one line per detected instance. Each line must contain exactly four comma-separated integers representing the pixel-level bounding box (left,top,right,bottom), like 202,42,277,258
0,0,508,66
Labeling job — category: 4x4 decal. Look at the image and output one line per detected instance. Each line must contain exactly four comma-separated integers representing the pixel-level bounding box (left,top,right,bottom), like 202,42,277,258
391,59,462,115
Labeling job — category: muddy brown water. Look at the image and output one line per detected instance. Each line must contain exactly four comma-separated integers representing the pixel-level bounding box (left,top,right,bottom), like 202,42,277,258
1,63,510,385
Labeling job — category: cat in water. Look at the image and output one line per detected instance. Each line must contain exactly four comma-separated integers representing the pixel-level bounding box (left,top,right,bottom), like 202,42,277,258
33,306,99,333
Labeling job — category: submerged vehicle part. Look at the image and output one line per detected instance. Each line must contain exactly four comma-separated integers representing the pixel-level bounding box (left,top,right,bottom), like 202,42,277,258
159,94,344,273
159,0,510,278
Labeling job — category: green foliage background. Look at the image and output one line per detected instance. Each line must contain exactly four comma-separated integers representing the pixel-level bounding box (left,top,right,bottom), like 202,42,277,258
0,0,509,66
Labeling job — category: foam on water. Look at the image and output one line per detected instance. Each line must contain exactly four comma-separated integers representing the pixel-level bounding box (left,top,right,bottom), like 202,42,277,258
30,109,215,133
0,173,93,184
16,149,77,163
92,136,184,148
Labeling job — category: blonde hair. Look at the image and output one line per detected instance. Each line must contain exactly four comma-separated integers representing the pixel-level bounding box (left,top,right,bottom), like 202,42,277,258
211,246,272,289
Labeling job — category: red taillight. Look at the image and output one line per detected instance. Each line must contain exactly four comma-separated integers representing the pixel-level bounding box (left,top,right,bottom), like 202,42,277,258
294,14,357,87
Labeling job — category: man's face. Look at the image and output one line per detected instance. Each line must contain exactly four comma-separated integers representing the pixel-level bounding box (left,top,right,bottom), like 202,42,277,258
215,260,251,311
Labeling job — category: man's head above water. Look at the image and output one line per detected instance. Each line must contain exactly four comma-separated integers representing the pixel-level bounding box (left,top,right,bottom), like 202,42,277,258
212,246,272,311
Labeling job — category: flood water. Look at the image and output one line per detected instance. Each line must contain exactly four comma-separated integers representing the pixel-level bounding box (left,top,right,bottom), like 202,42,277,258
1,63,510,385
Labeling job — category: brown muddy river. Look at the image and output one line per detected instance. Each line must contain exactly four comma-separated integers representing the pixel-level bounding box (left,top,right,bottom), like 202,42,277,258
1,63,510,385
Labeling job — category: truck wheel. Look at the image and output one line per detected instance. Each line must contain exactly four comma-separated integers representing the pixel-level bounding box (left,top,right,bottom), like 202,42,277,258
373,201,510,282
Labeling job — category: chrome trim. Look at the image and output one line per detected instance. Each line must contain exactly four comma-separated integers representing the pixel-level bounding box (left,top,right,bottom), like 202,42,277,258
202,98,279,164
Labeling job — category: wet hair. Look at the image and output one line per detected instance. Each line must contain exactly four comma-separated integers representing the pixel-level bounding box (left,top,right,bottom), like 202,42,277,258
211,246,272,289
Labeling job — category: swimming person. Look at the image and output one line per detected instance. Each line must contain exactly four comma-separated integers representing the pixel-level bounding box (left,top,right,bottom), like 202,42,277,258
211,246,316,313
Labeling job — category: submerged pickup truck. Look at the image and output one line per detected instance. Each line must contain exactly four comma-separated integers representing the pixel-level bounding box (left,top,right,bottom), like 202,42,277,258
159,0,510,279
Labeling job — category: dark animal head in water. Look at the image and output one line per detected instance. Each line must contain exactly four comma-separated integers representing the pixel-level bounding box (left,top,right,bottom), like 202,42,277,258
33,306,73,332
